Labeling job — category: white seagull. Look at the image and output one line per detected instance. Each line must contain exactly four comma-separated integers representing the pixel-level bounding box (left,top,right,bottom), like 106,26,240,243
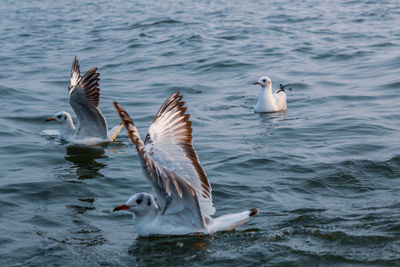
113,92,259,236
46,56,123,144
253,76,287,112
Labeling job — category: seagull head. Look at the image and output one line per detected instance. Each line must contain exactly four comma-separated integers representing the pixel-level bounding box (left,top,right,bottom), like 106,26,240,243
113,193,157,214
46,111,72,124
253,76,272,89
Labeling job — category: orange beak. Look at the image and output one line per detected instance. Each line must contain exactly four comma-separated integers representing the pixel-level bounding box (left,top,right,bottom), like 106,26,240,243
253,82,260,85
46,118,55,122
113,204,130,211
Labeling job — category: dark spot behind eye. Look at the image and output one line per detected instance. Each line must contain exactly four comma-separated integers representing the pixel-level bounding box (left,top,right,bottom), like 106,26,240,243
136,198,142,205
147,199,151,206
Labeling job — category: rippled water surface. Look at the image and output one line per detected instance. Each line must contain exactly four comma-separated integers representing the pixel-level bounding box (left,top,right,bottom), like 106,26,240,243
1,0,400,265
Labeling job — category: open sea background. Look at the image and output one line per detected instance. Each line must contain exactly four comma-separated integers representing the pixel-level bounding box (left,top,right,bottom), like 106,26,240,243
0,0,399,266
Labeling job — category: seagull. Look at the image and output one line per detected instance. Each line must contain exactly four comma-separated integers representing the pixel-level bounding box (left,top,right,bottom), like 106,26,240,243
253,76,287,112
113,92,259,236
46,56,123,144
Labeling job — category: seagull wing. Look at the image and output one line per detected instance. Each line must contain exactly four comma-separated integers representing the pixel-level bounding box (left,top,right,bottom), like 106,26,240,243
114,99,206,229
69,65,108,139
144,92,215,216
274,91,287,111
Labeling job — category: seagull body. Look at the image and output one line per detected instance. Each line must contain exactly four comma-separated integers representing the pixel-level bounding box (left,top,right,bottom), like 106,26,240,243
113,92,259,236
46,57,122,144
253,76,287,112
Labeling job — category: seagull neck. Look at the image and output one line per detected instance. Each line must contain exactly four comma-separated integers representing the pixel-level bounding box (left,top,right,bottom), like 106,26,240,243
60,118,76,136
260,85,273,99
132,206,158,223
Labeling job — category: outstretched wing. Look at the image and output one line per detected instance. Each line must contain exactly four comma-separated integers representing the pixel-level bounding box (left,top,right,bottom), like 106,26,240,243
69,66,108,139
144,92,215,216
114,101,206,229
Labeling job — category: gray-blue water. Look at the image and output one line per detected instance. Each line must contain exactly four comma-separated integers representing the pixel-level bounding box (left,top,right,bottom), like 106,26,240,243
1,0,400,265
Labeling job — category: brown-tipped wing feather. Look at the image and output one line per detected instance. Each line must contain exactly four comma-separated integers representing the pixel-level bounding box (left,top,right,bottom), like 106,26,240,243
114,101,205,228
144,92,215,216
77,67,101,107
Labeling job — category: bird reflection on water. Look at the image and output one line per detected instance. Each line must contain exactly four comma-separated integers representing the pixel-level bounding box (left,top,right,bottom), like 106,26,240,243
257,110,287,126
65,144,108,180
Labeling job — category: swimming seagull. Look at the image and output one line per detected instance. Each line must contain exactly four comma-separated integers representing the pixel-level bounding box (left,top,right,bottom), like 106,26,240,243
253,76,287,112
46,56,123,144
113,92,259,236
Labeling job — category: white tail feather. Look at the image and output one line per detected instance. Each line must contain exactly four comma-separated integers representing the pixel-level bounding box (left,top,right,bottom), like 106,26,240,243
207,208,259,233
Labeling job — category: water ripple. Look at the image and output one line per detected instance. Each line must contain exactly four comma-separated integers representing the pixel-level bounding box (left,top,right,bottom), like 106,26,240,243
1,0,400,265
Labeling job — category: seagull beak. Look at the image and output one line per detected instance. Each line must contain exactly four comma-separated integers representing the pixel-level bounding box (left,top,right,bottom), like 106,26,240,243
253,82,260,85
46,118,55,122
113,204,130,211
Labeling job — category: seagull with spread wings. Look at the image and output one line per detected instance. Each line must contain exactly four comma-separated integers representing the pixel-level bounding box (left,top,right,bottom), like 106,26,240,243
113,92,259,236
46,56,122,144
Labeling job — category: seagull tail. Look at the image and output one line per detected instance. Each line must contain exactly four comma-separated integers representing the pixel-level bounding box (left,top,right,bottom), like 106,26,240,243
208,208,259,233
278,83,291,93
108,122,124,141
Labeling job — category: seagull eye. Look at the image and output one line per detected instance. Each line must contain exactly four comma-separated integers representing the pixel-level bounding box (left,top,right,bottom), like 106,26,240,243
57,115,62,119
136,198,142,205
262,79,266,82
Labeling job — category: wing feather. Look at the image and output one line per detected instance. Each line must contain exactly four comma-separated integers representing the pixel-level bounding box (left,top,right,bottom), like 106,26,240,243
274,91,287,111
145,92,215,216
78,67,101,107
70,56,80,90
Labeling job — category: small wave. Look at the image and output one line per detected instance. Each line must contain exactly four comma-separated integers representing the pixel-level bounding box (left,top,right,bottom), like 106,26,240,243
128,18,183,30
194,60,252,72
311,50,370,61
377,81,400,90
150,19,181,26
296,157,400,197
